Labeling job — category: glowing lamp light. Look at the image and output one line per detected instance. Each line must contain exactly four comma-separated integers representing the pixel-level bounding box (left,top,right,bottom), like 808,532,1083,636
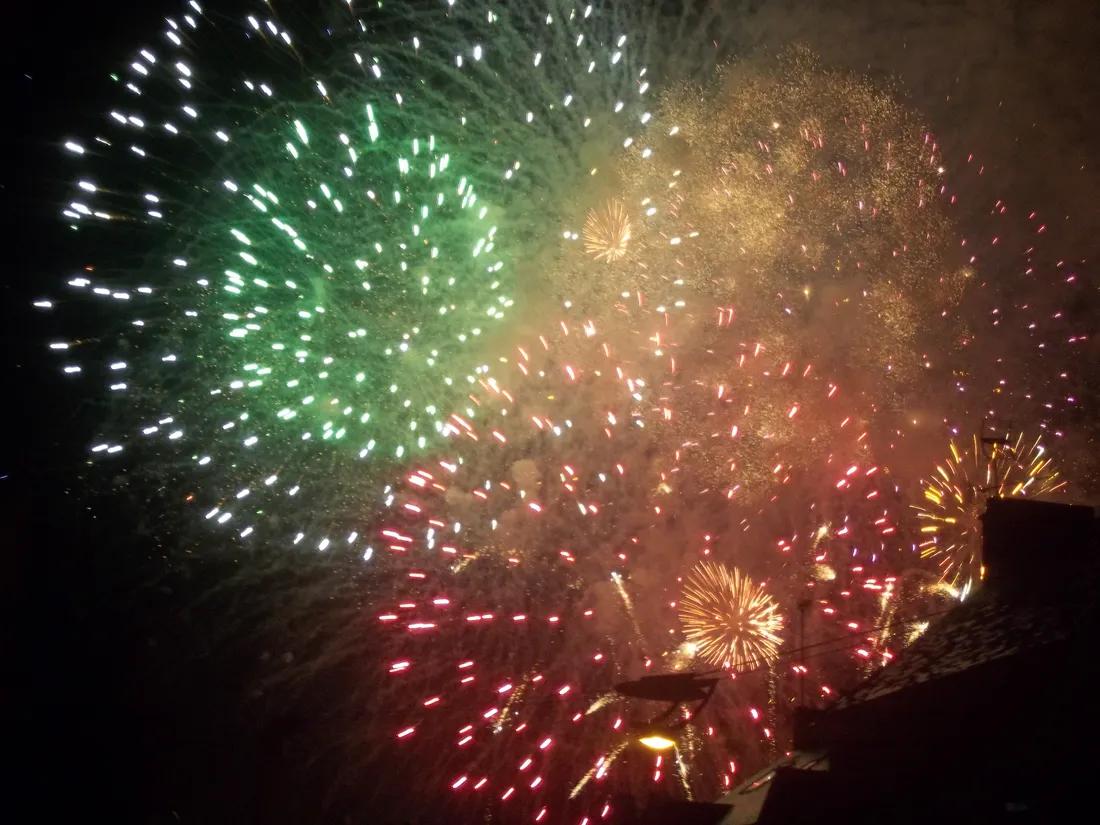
638,734,677,751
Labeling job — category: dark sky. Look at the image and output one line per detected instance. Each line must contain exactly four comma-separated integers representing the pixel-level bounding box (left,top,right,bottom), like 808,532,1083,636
4,3,206,824
4,1,1098,823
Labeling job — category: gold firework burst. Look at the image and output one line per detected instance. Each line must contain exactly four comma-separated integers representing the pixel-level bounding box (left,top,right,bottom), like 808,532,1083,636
582,199,632,262
602,47,964,410
679,562,783,671
914,433,1066,589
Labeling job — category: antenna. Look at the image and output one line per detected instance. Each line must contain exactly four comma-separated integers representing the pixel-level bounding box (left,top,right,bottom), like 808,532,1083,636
796,598,811,706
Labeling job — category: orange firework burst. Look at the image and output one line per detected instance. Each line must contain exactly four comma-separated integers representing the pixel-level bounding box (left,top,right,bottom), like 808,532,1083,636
582,199,632,262
679,563,783,671
914,433,1066,590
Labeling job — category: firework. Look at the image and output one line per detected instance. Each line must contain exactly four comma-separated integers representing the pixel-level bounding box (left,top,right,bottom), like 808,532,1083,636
914,432,1066,589
34,3,1025,818
363,322,780,817
546,47,970,423
42,0,723,547
679,563,783,671
235,306,934,821
583,199,633,262
874,569,960,652
480,285,875,503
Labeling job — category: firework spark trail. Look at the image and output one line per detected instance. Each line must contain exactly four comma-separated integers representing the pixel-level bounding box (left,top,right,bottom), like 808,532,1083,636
195,290,933,820
540,48,972,424
831,91,1095,497
872,568,959,652
260,310,929,820
476,289,880,505
562,41,1091,504
545,38,1091,501
34,1,1092,819
40,0,733,549
914,432,1066,589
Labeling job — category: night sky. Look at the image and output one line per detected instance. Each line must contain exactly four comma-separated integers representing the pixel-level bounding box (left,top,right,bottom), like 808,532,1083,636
5,1,1099,823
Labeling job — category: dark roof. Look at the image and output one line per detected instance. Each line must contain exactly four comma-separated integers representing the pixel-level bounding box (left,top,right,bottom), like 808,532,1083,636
753,768,842,825
634,800,731,825
837,562,1099,708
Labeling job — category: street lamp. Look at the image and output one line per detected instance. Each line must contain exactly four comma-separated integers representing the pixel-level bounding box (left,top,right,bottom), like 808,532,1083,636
638,732,678,752
613,671,726,752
